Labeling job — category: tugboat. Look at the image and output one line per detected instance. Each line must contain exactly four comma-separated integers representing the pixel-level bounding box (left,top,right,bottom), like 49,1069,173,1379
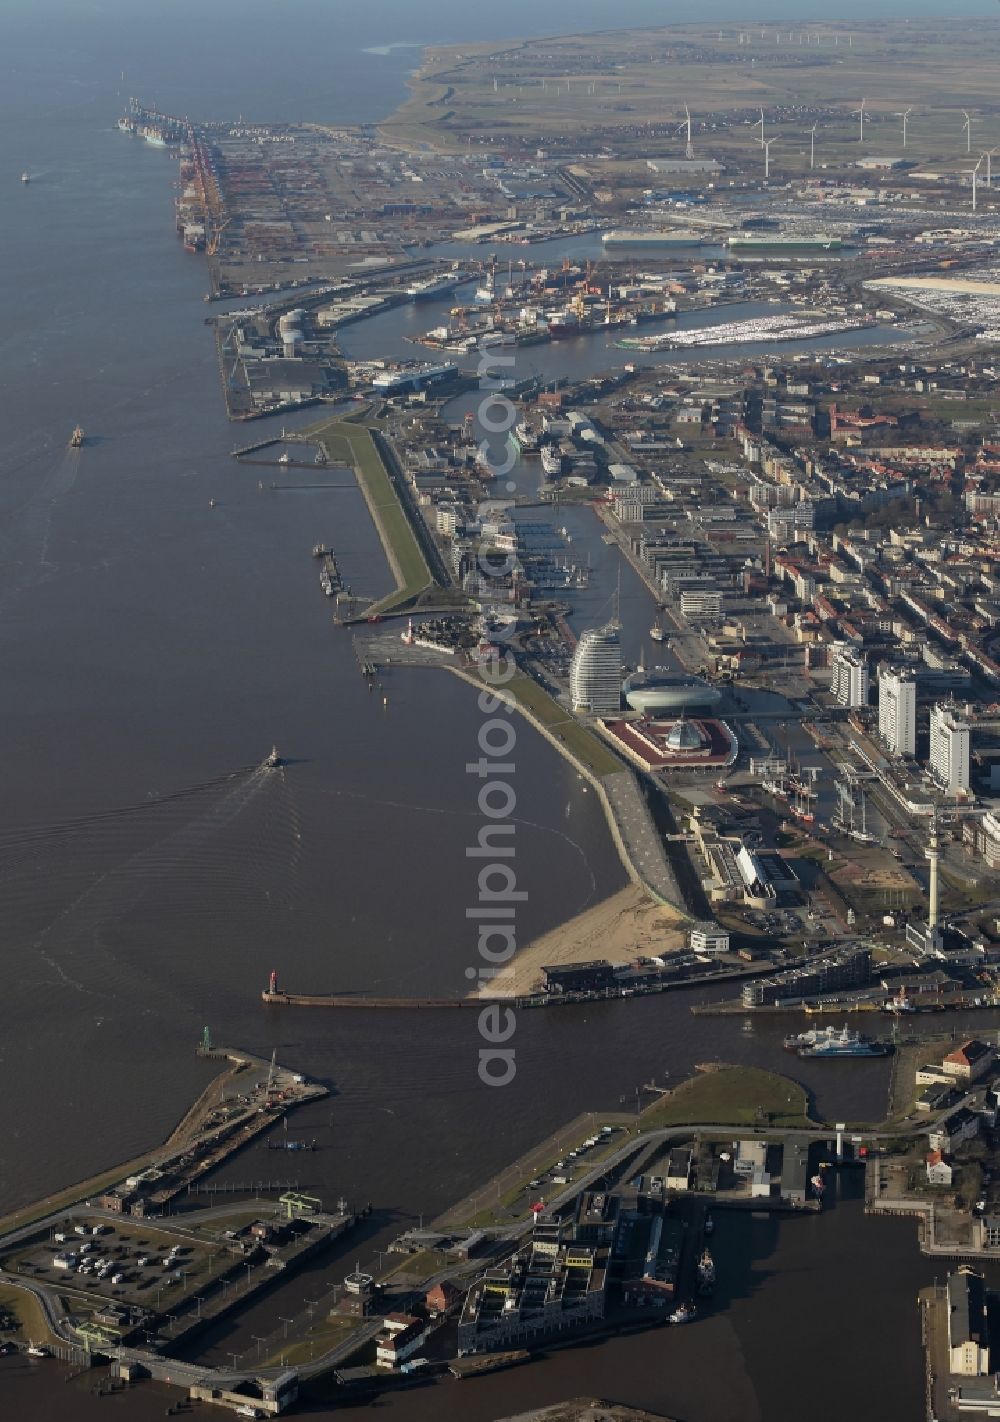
264,745,282,769
21,171,30,185
69,425,85,448
669,1303,696,1325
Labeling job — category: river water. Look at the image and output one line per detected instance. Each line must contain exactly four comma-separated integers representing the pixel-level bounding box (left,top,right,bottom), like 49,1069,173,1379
0,4,987,1419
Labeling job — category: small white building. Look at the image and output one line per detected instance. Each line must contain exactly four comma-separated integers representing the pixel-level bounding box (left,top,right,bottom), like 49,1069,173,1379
375,1314,429,1369
926,1150,953,1187
689,922,731,956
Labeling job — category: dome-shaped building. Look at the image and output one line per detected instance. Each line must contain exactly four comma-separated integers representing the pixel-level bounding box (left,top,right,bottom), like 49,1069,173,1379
665,717,708,753
622,670,721,715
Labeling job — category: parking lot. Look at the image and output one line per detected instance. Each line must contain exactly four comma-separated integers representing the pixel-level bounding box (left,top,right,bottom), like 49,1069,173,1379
10,1218,221,1311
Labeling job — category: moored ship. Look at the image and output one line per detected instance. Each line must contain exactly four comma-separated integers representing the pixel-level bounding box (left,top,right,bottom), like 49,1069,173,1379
727,232,843,252
540,446,563,476
783,1024,892,1058
697,1249,716,1295
407,274,464,301
602,228,708,248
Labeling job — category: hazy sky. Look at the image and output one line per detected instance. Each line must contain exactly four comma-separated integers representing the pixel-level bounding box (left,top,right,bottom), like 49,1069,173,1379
5,0,1000,35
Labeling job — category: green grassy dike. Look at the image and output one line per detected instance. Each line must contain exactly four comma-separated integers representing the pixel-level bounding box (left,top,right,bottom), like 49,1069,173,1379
309,415,434,614
640,1066,814,1130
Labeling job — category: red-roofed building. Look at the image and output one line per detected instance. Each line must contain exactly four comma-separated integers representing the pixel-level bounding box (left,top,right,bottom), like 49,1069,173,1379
942,1039,994,1084
926,1149,953,1187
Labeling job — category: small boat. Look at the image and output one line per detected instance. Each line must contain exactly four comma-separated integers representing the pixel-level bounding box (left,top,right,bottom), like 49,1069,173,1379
69,425,85,448
21,171,30,185
264,745,282,768
669,1303,695,1325
26,1345,49,1357
209,498,217,508
650,625,666,642
277,452,291,465
697,1249,716,1295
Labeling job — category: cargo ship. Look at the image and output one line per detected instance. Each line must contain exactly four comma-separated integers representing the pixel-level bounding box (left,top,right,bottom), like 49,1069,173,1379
727,232,843,252
784,1025,892,1058
602,229,708,248
69,425,85,449
407,274,464,301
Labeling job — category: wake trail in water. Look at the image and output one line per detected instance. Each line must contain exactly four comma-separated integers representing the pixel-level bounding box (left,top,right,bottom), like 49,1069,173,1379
8,763,281,995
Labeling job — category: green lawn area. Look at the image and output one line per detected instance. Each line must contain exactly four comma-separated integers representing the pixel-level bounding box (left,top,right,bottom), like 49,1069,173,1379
504,674,623,779
639,1067,814,1131
382,1248,450,1279
309,417,433,613
0,1284,56,1345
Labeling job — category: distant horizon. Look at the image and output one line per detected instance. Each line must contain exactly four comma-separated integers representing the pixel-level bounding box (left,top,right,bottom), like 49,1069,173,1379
6,0,1000,38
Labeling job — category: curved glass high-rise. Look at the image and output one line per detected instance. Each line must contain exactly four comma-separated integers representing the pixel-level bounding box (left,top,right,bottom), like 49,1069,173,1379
569,624,622,714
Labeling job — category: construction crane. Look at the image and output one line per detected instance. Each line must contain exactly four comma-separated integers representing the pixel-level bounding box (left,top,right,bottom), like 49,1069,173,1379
206,216,232,258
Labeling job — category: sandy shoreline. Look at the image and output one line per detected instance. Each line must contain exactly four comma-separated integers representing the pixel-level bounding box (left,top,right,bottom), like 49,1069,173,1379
473,884,686,999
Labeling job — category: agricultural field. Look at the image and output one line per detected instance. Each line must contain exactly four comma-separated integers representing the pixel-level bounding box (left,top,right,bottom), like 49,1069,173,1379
385,20,1000,181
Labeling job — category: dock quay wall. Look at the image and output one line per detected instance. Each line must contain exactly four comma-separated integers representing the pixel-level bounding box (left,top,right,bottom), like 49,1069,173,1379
263,990,487,1009
444,664,690,916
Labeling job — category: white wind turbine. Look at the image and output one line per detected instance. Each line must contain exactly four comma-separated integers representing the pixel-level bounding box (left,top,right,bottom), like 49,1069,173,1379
898,108,912,149
809,123,818,170
963,111,973,154
764,137,776,179
755,106,766,148
853,98,867,143
681,103,694,159
971,152,984,212
983,148,997,189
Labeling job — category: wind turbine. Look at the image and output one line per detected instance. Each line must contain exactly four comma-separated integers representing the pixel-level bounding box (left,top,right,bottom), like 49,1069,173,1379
764,137,776,180
755,106,766,148
963,111,972,154
682,103,693,159
971,152,984,212
898,108,912,149
983,148,997,189
809,123,818,170
853,98,867,143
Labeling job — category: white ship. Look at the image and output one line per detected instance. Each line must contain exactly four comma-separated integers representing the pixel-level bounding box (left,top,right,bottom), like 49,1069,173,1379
407,274,463,301
540,447,562,476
